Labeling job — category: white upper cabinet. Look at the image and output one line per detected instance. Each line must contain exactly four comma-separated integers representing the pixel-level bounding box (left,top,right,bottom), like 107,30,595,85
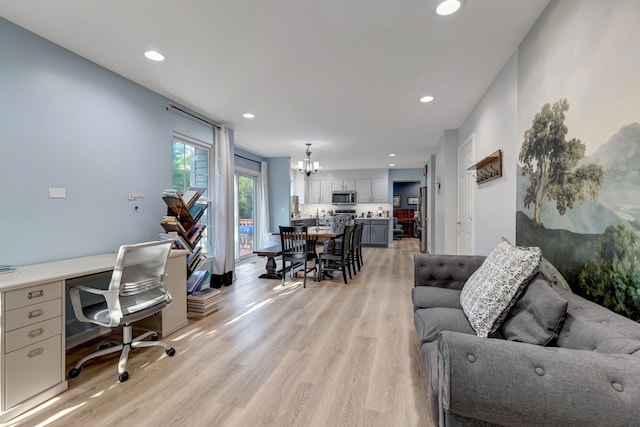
371,178,388,202
308,178,332,203
356,178,388,203
299,169,388,204
332,178,356,191
356,179,372,202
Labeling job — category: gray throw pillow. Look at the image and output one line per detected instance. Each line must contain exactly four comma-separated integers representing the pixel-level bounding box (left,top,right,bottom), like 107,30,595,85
538,256,572,292
460,241,541,338
501,273,568,346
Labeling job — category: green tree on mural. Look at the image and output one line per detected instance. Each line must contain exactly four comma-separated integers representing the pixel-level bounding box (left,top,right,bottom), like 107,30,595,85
519,98,604,224
578,224,640,321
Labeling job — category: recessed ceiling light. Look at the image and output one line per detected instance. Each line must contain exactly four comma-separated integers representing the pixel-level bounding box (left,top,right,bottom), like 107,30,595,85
420,95,435,103
144,50,165,62
436,0,462,16
243,113,255,119
389,163,396,167
389,153,396,157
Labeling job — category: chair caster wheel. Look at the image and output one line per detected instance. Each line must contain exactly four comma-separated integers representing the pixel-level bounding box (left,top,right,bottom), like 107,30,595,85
68,367,81,378
166,348,176,357
119,372,129,382
151,333,159,341
98,343,110,351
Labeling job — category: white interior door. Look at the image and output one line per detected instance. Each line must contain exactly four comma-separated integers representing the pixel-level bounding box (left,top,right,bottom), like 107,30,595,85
457,134,475,255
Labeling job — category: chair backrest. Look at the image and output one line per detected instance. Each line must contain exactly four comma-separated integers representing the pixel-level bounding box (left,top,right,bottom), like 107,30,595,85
279,226,308,262
393,217,403,230
353,223,363,250
109,240,173,316
340,225,354,261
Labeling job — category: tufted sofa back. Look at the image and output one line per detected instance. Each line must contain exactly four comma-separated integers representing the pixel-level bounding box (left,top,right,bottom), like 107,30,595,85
553,286,640,357
414,254,486,291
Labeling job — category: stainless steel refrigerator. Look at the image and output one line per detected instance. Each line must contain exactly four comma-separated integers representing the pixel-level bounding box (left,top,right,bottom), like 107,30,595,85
418,186,428,253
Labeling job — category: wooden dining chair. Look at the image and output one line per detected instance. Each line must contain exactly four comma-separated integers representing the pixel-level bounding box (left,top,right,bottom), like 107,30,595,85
350,222,363,273
279,226,317,288
318,224,354,284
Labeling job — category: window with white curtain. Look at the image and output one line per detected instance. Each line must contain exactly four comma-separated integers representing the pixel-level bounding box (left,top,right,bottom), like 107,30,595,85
172,136,212,252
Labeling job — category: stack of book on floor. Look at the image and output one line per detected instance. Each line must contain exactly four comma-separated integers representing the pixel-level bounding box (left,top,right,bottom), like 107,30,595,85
187,270,210,294
186,269,220,317
0,265,16,276
187,287,221,318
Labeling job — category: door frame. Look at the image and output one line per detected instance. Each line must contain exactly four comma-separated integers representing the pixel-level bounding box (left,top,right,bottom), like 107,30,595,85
234,168,259,260
457,133,475,255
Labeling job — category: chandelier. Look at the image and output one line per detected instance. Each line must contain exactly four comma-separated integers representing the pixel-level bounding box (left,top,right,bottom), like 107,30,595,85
298,143,319,176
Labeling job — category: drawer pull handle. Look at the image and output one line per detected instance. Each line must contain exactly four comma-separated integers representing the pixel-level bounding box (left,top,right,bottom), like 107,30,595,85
27,309,44,319
28,290,45,299
28,347,44,358
28,328,45,338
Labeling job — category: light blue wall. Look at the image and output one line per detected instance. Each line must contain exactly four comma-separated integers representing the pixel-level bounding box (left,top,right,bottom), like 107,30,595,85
266,157,291,231
0,18,217,265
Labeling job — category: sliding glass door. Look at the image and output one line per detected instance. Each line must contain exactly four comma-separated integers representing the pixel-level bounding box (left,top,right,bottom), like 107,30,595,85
235,172,256,259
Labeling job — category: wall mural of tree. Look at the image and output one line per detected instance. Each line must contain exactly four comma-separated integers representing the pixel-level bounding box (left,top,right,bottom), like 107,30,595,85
518,99,640,321
519,99,604,225
516,1,640,322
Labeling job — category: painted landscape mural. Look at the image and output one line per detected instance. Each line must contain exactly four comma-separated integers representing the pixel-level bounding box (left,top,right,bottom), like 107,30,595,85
516,1,640,321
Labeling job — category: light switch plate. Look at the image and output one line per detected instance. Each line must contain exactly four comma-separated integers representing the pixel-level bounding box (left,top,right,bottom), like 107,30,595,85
128,193,145,201
48,187,66,198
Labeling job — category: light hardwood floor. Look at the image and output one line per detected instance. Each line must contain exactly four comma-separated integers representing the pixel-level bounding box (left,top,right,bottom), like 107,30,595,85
6,238,432,427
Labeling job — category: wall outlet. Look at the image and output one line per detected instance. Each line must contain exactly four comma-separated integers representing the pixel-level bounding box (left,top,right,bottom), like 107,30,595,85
48,187,66,198
128,193,145,201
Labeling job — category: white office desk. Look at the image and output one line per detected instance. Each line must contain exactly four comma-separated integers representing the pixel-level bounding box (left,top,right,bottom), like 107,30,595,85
0,251,188,423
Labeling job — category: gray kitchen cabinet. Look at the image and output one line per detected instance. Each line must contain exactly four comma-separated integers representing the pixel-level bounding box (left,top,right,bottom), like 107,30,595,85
369,219,389,246
356,219,388,246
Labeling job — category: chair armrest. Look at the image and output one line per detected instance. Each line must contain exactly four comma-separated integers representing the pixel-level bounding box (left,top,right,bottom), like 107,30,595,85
437,331,640,427
68,285,120,327
413,254,485,290
69,284,108,295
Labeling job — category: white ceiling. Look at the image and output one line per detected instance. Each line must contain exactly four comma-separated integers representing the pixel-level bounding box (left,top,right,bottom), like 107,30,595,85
1,0,549,171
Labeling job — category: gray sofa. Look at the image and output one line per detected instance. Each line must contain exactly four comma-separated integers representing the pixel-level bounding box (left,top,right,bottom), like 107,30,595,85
412,253,640,427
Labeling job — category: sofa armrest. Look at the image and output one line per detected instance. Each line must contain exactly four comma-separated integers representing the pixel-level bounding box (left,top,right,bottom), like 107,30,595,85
414,254,485,290
437,331,640,427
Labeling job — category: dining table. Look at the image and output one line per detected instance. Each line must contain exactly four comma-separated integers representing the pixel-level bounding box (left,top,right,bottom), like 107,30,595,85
252,227,340,279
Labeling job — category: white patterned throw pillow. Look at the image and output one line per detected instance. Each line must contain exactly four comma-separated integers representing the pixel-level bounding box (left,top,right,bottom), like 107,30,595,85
460,241,542,338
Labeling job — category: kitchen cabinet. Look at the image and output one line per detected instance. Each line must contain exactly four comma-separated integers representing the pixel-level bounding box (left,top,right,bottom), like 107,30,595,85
356,179,372,202
308,179,332,204
371,178,388,202
332,179,356,192
133,251,188,338
370,219,389,245
356,219,389,246
357,219,371,244
291,172,307,204
291,218,317,227
356,178,388,203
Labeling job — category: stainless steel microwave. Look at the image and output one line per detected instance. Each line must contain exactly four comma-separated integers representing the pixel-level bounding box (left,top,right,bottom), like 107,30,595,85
332,191,356,205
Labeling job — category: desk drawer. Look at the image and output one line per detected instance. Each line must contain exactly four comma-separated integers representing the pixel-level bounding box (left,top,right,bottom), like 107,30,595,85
4,335,62,409
5,299,62,332
5,317,62,353
4,281,62,311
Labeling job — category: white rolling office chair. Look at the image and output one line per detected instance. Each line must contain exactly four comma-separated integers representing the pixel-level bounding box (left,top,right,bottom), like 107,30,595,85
68,240,176,382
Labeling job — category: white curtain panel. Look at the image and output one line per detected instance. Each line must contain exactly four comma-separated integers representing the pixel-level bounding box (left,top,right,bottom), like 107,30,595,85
255,161,271,249
212,126,235,278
